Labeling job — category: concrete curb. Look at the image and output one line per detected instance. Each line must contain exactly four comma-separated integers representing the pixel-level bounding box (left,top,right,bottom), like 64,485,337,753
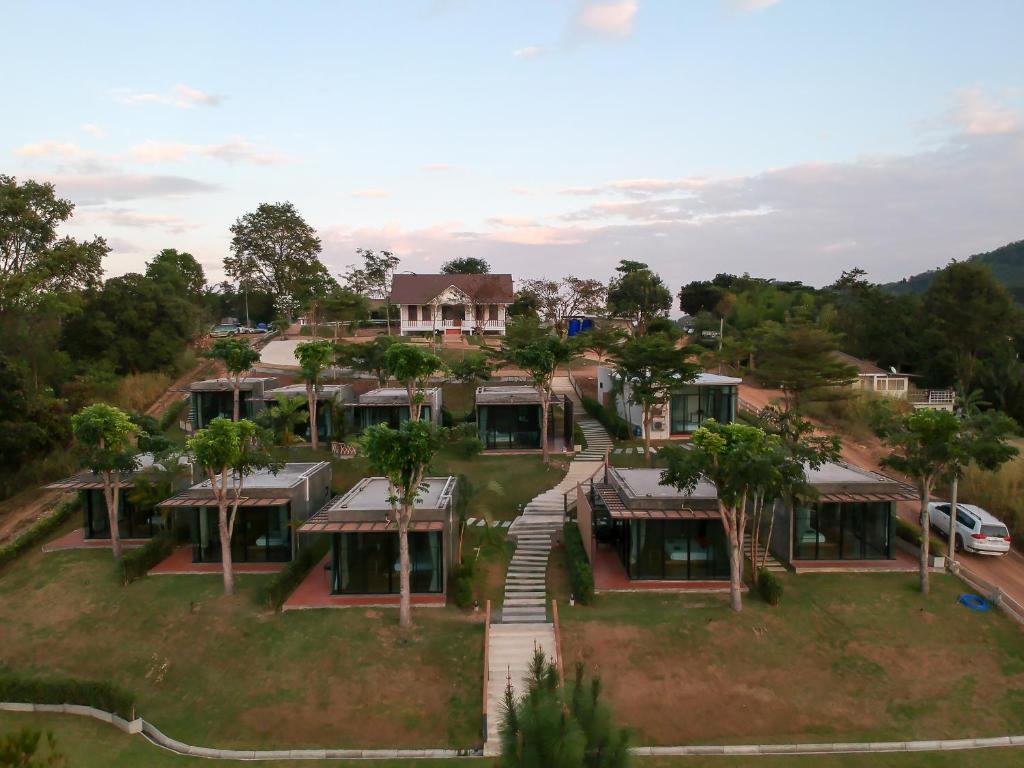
3,702,1023,760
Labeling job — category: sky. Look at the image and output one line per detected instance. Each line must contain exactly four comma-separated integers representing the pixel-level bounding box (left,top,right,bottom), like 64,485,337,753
5,0,1024,293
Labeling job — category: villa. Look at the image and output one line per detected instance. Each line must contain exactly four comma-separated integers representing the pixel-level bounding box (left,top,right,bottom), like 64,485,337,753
836,351,955,411
474,385,573,452
354,387,443,430
389,273,513,336
263,383,356,442
187,376,277,430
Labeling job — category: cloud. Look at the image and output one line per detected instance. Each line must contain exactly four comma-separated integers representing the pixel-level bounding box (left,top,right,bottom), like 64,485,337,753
115,83,222,109
35,173,220,205
574,0,638,39
729,0,782,10
560,177,713,198
128,138,285,165
947,87,1020,136
15,141,94,159
421,163,451,171
510,186,532,195
352,189,390,199
88,208,200,234
513,45,546,59
81,123,105,138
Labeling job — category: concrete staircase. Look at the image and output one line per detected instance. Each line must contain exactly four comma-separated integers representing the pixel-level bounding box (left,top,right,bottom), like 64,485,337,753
483,622,557,756
554,376,613,461
501,531,552,624
746,540,786,573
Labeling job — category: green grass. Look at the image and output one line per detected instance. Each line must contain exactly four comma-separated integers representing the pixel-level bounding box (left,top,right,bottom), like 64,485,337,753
558,572,1024,747
0,541,483,750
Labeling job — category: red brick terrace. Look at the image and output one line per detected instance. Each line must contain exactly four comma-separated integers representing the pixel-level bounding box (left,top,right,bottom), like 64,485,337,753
148,546,286,575
591,544,735,593
282,554,446,610
791,548,918,574
42,528,148,553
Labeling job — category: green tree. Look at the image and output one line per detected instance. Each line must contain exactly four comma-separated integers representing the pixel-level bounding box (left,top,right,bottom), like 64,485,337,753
519,277,607,337
508,289,541,319
922,260,1017,388
385,343,444,422
360,420,445,628
321,285,370,339
342,248,401,335
447,351,494,384
295,339,335,450
292,268,340,332
187,417,275,595
261,393,308,446
206,338,261,421
579,320,627,364
441,257,490,274
606,260,672,337
71,403,139,561
661,421,785,611
0,728,66,767
499,318,577,465
225,202,325,316
752,317,857,411
335,335,397,386
0,175,106,315
144,248,206,297
612,334,700,465
678,280,728,317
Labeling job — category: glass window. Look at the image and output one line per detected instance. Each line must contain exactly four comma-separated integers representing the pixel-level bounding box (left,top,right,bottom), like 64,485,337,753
793,501,891,560
408,305,418,321
333,531,443,594
955,508,976,529
625,519,728,580
981,524,1009,538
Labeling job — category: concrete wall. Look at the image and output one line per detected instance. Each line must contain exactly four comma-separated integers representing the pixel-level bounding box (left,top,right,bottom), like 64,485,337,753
576,486,594,563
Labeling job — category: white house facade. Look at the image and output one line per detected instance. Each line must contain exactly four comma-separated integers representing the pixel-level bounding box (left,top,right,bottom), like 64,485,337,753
389,273,513,336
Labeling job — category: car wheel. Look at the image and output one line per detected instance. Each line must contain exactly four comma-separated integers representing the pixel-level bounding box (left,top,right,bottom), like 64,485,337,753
955,534,964,553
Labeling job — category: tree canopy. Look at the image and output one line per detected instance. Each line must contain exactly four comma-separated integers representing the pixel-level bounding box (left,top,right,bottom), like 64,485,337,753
441,257,490,274
518,277,606,337
607,260,672,335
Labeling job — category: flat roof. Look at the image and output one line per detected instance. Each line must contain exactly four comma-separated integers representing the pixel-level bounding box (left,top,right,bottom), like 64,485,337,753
189,377,275,392
475,385,555,406
806,462,892,485
192,462,328,490
692,372,742,386
610,468,718,500
326,476,456,513
264,384,352,400
358,387,439,405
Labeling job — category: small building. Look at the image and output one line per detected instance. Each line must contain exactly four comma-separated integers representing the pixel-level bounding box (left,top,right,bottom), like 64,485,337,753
834,352,955,411
187,377,277,430
354,387,443,430
156,462,332,564
298,476,457,597
263,383,356,442
44,454,188,541
389,273,513,336
768,462,917,570
597,366,741,438
474,385,573,451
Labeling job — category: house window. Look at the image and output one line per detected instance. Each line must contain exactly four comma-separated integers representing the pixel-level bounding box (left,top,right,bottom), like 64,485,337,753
488,304,498,321
793,501,891,560
191,505,291,563
333,531,442,594
408,305,418,321
625,519,729,580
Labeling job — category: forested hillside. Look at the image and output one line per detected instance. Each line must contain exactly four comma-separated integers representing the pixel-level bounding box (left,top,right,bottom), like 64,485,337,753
884,240,1024,302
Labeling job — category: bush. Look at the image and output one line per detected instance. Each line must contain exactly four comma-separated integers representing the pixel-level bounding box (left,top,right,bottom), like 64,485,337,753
441,407,455,428
573,423,587,450
0,499,78,570
563,522,594,604
580,396,630,440
894,516,946,555
452,436,484,459
157,398,188,432
757,569,783,605
0,669,135,720
453,561,475,608
260,538,330,611
120,534,173,584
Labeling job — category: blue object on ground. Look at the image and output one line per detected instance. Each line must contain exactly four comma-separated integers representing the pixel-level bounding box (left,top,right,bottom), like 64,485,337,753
257,322,267,331
958,593,990,612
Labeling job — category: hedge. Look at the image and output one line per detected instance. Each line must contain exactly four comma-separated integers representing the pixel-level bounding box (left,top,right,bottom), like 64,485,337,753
0,499,78,570
0,669,135,720
121,534,174,584
573,423,587,450
563,522,594,604
259,537,330,611
453,561,475,609
894,516,947,555
757,569,783,606
580,396,630,440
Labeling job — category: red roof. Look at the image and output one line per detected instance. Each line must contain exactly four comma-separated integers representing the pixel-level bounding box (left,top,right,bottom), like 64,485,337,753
389,273,514,305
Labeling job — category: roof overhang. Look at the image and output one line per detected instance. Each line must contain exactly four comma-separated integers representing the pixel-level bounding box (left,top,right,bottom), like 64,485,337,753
157,494,291,508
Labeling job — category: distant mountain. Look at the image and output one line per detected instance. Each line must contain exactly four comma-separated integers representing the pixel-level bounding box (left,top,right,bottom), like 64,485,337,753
883,240,1024,302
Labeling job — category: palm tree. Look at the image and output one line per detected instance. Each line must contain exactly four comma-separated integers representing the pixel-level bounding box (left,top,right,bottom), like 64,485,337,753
266,394,308,446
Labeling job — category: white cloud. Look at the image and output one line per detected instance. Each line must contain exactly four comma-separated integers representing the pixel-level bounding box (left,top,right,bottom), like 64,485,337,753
128,138,284,165
948,87,1020,136
15,140,92,159
34,173,220,205
729,0,782,11
352,189,390,199
88,207,199,234
513,45,546,59
574,0,638,39
421,163,451,171
115,83,222,109
510,186,532,196
81,123,105,138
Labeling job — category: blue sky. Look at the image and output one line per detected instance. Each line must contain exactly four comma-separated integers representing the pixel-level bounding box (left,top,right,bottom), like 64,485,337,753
5,0,1024,291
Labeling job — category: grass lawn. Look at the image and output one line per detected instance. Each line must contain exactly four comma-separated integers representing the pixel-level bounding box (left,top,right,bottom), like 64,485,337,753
461,525,512,609
3,712,1023,768
0,541,483,750
557,572,1024,747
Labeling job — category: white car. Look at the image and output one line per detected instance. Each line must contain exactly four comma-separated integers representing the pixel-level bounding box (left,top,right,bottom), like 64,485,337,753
927,502,1012,556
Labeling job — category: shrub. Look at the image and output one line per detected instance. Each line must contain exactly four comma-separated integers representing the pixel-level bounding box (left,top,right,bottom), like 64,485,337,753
120,534,173,584
441,407,455,428
157,398,188,432
563,522,594,604
0,499,78,570
260,538,330,611
452,436,484,459
757,569,783,605
894,516,946,555
0,669,135,720
580,396,630,440
453,561,475,609
573,423,587,450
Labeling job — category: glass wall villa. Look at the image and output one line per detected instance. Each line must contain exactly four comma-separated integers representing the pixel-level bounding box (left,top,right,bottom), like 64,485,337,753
477,404,543,449
190,505,292,563
331,531,443,594
358,405,431,430
611,518,730,581
792,500,892,560
83,489,163,540
669,384,737,435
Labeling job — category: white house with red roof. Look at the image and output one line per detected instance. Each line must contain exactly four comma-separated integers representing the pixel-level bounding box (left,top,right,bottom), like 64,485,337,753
389,273,514,336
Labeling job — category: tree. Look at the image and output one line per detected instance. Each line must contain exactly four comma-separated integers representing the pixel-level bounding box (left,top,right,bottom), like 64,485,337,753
295,340,335,450
261,393,308,446
752,318,857,411
606,260,672,336
342,249,401,336
661,422,785,611
361,420,445,628
873,408,961,596
292,268,340,332
441,257,490,274
612,334,700,465
922,260,1017,388
508,289,541,319
187,418,275,595
678,280,728,317
206,338,261,421
225,202,325,316
0,728,67,767
447,351,494,384
499,649,630,768
0,175,106,315
145,248,206,297
579,321,627,363
71,403,139,561
335,335,397,386
499,318,577,465
385,344,444,422
519,278,607,337
321,285,370,339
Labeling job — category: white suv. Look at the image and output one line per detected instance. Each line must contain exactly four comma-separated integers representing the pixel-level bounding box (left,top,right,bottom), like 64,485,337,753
927,502,1012,556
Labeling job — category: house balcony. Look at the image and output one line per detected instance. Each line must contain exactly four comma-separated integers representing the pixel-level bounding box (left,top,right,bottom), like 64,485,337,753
400,319,506,334
907,388,955,410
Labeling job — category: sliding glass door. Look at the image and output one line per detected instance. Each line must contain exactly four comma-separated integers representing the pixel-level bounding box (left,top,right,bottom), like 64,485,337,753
793,501,892,560
332,531,443,594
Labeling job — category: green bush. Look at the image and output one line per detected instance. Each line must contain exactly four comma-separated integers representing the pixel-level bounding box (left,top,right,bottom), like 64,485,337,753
757,569,783,605
0,669,135,720
453,561,475,609
563,522,594,605
441,407,455,428
120,534,173,584
573,423,587,450
580,396,630,440
260,538,330,611
894,516,947,555
157,397,188,432
0,499,78,570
